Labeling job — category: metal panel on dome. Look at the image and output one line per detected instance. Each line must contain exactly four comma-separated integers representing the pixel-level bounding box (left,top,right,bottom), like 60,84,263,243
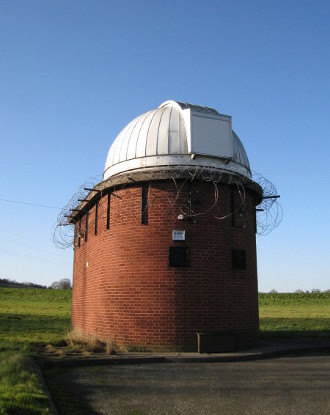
126,116,141,160
184,109,233,159
156,107,171,155
147,108,164,154
169,108,180,154
142,110,158,156
119,121,134,162
135,112,151,158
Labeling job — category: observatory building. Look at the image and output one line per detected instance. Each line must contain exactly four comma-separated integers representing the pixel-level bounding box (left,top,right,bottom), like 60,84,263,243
69,100,263,352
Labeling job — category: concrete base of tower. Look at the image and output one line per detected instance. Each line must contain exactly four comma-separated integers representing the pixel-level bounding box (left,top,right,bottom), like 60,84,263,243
70,323,259,353
197,330,259,353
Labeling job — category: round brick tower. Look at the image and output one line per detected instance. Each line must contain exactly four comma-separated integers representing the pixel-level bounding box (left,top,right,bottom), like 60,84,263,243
70,100,263,352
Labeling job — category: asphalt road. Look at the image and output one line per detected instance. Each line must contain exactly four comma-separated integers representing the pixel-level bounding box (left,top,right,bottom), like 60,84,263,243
47,353,330,415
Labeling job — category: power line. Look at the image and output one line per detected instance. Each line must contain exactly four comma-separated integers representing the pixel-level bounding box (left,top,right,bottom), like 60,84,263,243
0,236,70,258
0,198,61,209
0,247,71,267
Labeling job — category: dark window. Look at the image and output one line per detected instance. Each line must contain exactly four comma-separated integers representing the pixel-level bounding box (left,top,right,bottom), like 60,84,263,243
106,192,111,230
78,218,81,247
232,249,246,270
141,184,149,225
85,211,89,242
169,247,189,267
95,202,98,235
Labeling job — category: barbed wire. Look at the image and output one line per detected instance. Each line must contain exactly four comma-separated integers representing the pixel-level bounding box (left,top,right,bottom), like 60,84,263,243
53,175,102,249
252,172,283,236
53,163,282,248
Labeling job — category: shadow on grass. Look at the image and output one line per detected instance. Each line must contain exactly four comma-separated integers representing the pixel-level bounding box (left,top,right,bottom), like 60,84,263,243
0,394,50,415
259,317,330,338
0,312,70,346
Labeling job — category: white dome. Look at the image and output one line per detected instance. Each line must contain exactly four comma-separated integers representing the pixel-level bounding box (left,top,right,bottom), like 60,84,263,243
104,100,251,180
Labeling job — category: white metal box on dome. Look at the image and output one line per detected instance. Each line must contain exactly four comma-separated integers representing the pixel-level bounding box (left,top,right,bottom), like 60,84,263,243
178,104,233,160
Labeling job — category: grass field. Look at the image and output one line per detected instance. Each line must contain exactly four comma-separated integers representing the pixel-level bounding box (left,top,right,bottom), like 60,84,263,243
0,288,71,415
259,292,330,337
0,287,329,414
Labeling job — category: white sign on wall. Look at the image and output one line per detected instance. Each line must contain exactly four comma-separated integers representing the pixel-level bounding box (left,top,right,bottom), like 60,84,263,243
172,230,185,241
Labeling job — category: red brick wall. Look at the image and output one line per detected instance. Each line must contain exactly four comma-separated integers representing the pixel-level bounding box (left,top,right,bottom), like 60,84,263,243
71,180,260,351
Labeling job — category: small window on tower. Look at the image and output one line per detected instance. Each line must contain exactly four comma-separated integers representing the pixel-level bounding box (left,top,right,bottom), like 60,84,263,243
169,247,189,267
232,249,246,270
141,184,149,225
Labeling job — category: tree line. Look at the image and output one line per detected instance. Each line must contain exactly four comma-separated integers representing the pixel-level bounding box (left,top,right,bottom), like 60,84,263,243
0,277,71,289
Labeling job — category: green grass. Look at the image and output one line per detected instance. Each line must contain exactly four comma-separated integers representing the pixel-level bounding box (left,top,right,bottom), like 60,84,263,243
259,292,330,337
0,288,71,349
0,352,51,415
0,288,329,414
0,287,71,415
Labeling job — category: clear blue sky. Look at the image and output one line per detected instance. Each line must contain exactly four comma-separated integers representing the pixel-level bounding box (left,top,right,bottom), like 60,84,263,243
0,0,329,292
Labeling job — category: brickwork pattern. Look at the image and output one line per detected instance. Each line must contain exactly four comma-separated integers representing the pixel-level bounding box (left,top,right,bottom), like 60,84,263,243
71,180,259,351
